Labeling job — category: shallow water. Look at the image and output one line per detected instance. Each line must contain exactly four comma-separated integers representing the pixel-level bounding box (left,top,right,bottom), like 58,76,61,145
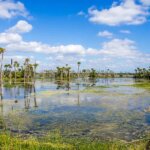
0,78,150,141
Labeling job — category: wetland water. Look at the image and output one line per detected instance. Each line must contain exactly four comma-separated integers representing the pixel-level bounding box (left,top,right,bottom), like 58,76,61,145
0,78,150,142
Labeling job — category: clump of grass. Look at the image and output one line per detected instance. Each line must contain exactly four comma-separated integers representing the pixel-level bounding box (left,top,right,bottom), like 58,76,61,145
0,132,150,150
131,82,150,90
82,86,108,94
0,132,73,150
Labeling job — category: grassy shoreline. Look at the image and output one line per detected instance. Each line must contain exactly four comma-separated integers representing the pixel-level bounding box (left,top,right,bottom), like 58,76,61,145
0,132,150,150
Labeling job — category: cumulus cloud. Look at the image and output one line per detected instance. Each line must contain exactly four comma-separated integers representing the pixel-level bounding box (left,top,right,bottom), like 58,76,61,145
1,20,150,71
85,38,150,71
77,11,86,16
0,0,29,19
99,39,140,58
3,55,36,67
5,41,85,55
0,32,22,44
7,20,32,33
86,38,150,71
98,30,113,38
88,0,149,26
5,55,34,61
120,30,131,34
86,38,141,58
0,21,85,55
141,0,150,6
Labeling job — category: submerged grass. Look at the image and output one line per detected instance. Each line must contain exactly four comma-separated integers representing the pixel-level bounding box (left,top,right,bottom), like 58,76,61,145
130,82,150,90
0,132,150,150
81,86,108,94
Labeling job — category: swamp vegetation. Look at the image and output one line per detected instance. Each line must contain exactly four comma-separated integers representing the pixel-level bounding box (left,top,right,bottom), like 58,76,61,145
0,48,150,149
0,78,150,150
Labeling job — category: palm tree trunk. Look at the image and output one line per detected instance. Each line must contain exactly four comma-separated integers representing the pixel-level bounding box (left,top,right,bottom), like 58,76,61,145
34,68,36,83
24,66,26,84
0,53,4,85
15,67,16,83
78,65,80,78
9,67,12,85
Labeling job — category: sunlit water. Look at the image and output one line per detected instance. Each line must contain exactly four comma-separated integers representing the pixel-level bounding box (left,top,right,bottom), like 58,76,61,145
0,78,150,141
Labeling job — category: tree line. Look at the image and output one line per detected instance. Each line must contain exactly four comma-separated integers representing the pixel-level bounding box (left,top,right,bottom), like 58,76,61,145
0,47,38,84
134,67,150,79
2,47,149,83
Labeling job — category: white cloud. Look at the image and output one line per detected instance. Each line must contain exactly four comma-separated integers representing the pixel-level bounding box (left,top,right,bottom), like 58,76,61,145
88,0,149,26
99,39,140,58
77,11,86,16
4,55,36,67
0,21,85,55
5,55,34,61
7,20,32,33
141,0,150,6
86,38,150,71
6,41,86,55
86,38,141,58
1,20,150,71
0,32,22,44
0,0,28,19
98,30,113,38
120,30,131,34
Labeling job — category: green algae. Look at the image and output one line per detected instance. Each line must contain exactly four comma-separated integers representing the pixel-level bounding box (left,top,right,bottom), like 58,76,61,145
131,82,150,90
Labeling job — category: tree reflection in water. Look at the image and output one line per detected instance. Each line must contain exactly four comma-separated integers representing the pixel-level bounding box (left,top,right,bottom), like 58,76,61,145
24,83,38,110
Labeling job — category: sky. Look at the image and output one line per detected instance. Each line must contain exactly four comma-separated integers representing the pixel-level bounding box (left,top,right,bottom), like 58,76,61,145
0,0,150,72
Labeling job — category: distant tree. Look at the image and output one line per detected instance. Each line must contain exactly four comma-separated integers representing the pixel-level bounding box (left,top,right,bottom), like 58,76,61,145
14,61,19,83
77,62,81,78
33,62,38,82
0,47,5,84
24,58,30,83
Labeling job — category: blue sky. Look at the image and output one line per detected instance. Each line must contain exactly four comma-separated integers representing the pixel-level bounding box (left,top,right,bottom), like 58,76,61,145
0,0,150,72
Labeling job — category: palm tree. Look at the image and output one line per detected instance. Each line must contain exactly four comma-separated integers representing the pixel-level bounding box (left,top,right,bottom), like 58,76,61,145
14,61,19,83
24,58,30,83
66,66,71,81
4,64,9,71
28,64,34,82
8,64,12,84
4,64,9,78
77,62,81,78
61,67,65,80
33,62,38,83
82,69,86,78
0,47,5,85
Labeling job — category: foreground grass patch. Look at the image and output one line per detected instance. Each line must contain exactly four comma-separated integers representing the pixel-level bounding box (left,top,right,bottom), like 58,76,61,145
0,132,150,150
0,133,73,150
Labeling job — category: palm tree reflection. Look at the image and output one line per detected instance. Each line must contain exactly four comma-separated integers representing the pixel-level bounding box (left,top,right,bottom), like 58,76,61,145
24,83,38,110
77,83,80,106
0,84,3,114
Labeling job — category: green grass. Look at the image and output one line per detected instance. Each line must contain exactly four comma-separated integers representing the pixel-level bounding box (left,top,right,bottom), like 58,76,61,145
0,132,149,150
81,86,109,94
0,132,73,150
131,82,150,90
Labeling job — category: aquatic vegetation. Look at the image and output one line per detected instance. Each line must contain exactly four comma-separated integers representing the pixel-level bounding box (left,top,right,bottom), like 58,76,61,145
0,132,73,150
37,90,77,97
0,78,150,149
82,86,108,93
0,132,150,150
131,82,150,90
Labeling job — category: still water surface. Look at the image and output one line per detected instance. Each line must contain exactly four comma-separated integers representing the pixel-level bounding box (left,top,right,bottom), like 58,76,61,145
0,78,150,141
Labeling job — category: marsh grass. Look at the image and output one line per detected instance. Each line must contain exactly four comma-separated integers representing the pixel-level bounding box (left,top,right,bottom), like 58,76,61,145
0,132,73,150
0,132,150,150
81,86,108,94
131,82,150,90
